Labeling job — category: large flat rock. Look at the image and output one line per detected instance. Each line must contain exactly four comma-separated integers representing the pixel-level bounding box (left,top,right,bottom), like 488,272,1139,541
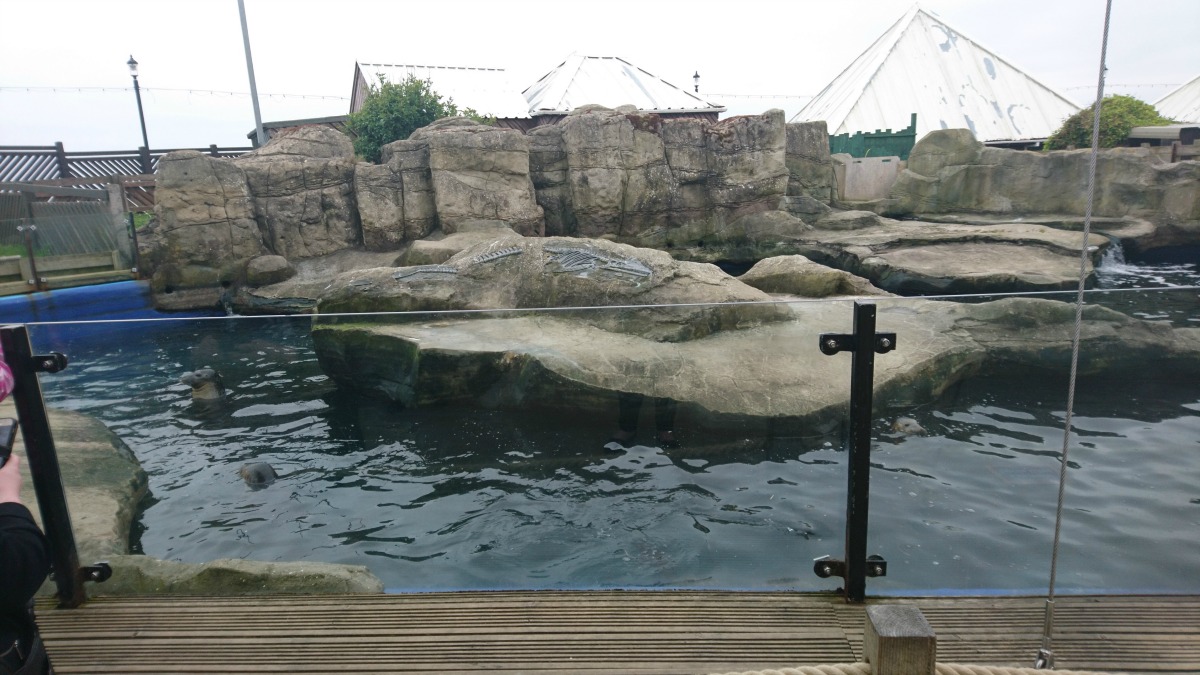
312,297,1200,429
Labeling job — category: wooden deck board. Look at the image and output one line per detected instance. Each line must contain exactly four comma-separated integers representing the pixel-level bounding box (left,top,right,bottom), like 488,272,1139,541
33,592,1200,674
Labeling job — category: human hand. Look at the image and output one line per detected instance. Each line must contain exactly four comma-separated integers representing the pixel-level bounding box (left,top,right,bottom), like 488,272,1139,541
0,452,22,505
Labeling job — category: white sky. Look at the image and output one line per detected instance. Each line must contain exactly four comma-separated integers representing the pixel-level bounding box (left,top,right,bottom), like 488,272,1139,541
1,0,1196,151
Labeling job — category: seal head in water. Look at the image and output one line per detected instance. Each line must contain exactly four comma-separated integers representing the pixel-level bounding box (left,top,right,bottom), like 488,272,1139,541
180,368,225,401
239,462,278,488
891,416,925,435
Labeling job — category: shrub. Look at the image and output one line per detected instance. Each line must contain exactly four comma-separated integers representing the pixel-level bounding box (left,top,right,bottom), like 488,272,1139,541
346,74,489,163
1044,94,1176,151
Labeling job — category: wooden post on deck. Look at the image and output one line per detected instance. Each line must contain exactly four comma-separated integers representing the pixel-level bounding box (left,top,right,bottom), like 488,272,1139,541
864,605,936,675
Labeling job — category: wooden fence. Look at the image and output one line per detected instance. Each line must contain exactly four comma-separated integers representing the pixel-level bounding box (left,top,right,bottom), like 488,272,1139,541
0,142,252,183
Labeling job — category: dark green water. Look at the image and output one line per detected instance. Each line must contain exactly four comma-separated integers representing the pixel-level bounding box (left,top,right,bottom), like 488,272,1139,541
23,260,1200,594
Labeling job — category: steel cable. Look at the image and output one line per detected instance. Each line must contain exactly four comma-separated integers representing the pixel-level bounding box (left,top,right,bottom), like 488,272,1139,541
1036,0,1114,669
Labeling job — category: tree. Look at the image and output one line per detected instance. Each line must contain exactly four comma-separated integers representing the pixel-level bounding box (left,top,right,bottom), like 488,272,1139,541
1044,94,1176,151
346,75,464,163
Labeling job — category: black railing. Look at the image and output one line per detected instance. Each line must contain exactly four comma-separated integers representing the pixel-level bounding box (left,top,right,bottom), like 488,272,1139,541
1,324,112,607
815,301,896,602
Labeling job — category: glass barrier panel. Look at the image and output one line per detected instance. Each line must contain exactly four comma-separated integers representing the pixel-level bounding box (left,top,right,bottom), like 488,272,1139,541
15,268,1200,596
26,298,858,592
866,283,1200,595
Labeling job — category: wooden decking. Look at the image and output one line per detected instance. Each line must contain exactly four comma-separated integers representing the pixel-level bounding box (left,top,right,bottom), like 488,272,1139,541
34,592,1200,674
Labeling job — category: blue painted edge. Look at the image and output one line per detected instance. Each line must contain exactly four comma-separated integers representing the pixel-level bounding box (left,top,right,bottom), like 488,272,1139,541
382,584,1195,595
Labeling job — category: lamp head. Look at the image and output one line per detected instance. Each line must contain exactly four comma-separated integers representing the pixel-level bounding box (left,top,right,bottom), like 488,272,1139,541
127,56,138,78
693,71,700,93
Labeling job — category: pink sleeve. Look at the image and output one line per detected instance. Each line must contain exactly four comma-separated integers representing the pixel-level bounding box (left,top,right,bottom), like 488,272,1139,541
0,343,13,402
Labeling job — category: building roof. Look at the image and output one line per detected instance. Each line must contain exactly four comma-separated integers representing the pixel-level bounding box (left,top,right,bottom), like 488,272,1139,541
1156,74,1200,123
791,5,1080,142
351,63,532,119
523,55,725,116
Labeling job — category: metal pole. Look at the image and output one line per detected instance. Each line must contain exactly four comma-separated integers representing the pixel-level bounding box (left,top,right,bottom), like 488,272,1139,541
131,76,151,172
844,302,878,602
238,0,266,147
815,302,895,603
0,325,85,608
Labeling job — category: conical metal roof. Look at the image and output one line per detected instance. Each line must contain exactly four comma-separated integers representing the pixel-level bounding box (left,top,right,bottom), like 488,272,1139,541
1156,74,1200,123
523,55,724,116
791,6,1080,142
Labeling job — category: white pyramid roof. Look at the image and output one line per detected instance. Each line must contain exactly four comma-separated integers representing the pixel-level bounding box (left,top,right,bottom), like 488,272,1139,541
1156,74,1200,123
523,55,725,116
792,6,1080,142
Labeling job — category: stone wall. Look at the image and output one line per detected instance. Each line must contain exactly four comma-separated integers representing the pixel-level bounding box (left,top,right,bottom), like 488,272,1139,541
236,128,361,260
785,120,836,202
889,129,1200,229
146,111,839,297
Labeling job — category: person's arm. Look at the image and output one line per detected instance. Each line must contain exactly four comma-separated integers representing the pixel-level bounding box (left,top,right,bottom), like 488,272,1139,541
0,455,51,610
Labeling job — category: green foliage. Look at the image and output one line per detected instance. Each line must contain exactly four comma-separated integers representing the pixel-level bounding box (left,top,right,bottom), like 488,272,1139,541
0,243,49,258
132,211,153,230
346,74,489,163
1044,95,1176,151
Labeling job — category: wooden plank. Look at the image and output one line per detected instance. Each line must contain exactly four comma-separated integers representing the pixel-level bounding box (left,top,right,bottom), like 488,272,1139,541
33,593,1200,674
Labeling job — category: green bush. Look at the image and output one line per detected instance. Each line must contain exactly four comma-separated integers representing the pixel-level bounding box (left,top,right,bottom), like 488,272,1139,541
345,74,487,163
1044,94,1176,150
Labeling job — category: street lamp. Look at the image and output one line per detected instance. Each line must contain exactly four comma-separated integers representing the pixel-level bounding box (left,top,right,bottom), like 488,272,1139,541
127,55,151,173
693,71,700,93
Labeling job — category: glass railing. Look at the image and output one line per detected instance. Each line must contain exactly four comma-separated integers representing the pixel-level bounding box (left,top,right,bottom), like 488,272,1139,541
0,213,136,294
7,278,1200,596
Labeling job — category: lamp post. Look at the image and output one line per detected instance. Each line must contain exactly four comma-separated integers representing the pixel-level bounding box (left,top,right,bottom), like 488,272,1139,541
693,71,700,93
127,55,152,173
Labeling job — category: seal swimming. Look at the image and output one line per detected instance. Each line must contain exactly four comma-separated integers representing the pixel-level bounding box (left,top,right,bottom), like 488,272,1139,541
891,416,925,436
180,367,225,401
238,462,278,488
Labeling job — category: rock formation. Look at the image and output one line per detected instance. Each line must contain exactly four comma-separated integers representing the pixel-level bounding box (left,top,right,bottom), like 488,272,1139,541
889,129,1200,250
316,236,789,343
145,149,262,298
311,292,1200,430
146,111,1200,311
235,126,361,260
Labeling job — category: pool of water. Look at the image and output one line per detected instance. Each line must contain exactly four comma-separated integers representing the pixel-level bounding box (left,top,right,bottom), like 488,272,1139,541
21,256,1200,594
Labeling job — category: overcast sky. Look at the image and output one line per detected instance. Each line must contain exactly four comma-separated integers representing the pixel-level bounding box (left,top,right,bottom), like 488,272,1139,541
1,0,1196,151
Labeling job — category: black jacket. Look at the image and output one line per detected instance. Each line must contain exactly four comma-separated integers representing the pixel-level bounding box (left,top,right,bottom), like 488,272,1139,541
0,502,49,645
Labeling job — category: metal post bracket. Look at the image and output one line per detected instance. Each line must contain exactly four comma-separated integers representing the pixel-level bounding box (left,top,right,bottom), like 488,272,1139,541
83,561,113,583
813,554,888,579
818,332,897,356
34,353,68,373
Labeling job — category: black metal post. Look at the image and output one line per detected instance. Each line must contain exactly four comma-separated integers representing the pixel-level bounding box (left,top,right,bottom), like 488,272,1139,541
53,141,71,179
845,303,878,602
127,212,141,275
816,301,895,603
129,56,151,173
0,325,86,608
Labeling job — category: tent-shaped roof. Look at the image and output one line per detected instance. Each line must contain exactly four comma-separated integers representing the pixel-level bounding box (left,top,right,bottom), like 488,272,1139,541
1156,74,1200,123
523,55,725,116
791,6,1079,143
351,63,532,119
